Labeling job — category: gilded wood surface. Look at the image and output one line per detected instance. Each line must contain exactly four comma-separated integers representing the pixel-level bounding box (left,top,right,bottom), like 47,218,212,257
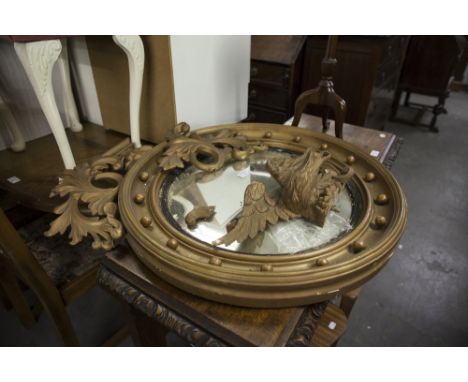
45,139,152,249
119,123,407,307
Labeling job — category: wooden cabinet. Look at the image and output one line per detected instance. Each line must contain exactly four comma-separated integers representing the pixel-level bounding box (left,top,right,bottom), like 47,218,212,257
301,36,408,130
246,36,408,130
246,36,306,123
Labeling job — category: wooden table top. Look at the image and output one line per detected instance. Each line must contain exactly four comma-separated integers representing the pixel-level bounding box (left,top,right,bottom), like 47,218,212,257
102,247,336,346
284,114,401,168
0,123,126,213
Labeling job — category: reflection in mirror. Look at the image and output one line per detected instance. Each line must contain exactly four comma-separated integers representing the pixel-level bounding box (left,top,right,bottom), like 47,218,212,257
164,151,356,255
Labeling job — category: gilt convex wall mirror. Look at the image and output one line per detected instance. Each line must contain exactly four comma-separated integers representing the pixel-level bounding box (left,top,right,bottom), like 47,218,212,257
46,122,407,308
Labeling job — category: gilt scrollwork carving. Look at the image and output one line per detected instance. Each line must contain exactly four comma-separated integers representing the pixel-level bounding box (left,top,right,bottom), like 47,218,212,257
45,140,152,250
157,123,266,172
185,206,216,229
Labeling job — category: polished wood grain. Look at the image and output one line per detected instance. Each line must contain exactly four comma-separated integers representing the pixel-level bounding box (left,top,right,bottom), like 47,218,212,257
0,123,127,213
285,113,398,165
311,303,347,346
251,35,306,65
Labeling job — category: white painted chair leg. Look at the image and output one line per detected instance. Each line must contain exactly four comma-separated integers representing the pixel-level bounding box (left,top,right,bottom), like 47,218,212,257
0,96,26,152
14,40,76,169
58,38,83,133
112,35,144,148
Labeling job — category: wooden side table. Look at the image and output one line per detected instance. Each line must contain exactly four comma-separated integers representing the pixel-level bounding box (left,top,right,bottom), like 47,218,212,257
99,248,346,346
97,115,402,346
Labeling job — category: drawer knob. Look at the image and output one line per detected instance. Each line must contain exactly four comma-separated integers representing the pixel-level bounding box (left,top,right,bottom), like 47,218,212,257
251,67,258,77
249,89,257,99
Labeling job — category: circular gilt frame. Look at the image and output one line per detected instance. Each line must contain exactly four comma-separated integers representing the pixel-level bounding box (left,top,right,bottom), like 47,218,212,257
119,123,407,308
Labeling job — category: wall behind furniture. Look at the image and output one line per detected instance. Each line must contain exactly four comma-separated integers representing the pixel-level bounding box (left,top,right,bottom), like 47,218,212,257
170,35,250,129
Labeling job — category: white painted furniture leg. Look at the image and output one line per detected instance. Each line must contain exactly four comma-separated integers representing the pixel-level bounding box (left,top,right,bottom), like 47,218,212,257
58,39,83,133
0,96,25,152
112,35,144,148
14,40,76,169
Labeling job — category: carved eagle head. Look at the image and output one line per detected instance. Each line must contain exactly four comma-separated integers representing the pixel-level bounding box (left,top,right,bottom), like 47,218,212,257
267,148,353,227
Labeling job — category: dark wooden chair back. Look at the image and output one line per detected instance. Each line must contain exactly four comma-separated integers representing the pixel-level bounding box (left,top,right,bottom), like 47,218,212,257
0,208,80,345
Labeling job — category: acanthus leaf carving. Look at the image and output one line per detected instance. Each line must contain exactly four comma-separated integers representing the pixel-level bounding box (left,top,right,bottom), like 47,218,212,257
45,140,152,249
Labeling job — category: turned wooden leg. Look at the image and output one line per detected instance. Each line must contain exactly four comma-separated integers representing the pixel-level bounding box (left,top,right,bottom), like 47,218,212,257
112,35,144,148
0,96,25,152
58,39,83,133
429,95,448,133
330,93,346,139
14,40,76,169
322,107,330,133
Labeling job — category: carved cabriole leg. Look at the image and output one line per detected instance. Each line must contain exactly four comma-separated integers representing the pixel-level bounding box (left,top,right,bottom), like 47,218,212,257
14,40,76,169
0,96,25,152
112,35,144,148
57,39,83,133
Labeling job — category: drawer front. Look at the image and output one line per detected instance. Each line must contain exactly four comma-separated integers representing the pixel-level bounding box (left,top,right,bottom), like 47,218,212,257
250,60,291,89
245,105,290,124
248,83,290,111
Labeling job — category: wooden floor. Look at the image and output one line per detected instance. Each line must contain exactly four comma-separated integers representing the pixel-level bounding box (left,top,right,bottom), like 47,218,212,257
0,123,127,213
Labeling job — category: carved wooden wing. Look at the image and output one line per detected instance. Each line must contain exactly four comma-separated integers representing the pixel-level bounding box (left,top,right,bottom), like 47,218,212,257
213,182,297,246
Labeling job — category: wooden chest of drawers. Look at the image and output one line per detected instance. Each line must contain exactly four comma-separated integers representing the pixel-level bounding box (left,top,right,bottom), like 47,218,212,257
245,36,306,123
